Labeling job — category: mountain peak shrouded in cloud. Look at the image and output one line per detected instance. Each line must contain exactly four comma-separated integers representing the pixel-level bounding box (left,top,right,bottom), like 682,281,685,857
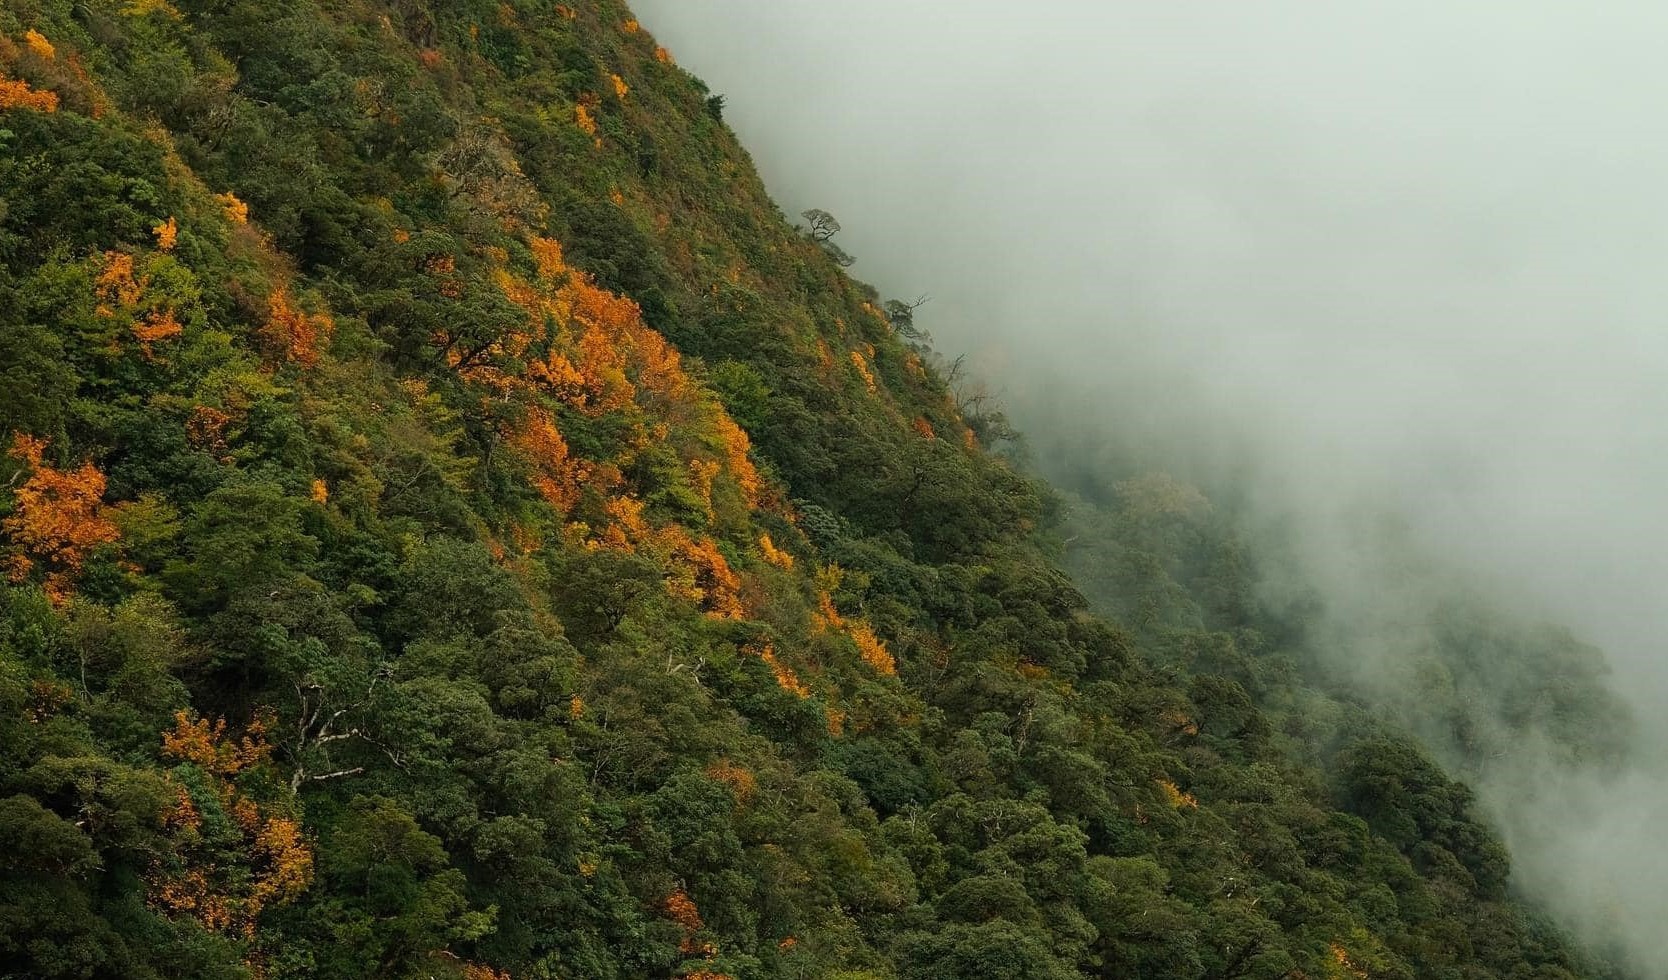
640,1,1668,973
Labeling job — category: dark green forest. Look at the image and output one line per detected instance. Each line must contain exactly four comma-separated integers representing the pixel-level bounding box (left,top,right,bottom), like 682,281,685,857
0,2,1632,977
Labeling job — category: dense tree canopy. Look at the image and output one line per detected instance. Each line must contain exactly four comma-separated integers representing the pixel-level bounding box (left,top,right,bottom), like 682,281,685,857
0,2,1627,978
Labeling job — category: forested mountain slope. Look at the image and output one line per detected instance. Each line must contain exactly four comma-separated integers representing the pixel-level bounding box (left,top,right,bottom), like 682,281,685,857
0,2,1619,977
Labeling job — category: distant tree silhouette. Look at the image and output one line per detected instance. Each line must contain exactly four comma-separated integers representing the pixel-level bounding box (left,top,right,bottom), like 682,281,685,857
802,208,840,242
802,209,855,266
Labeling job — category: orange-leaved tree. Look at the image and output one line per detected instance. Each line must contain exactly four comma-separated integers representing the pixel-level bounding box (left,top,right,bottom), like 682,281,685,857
753,642,810,698
665,888,714,956
0,74,58,112
262,287,333,368
152,710,315,936
506,405,590,514
3,434,120,603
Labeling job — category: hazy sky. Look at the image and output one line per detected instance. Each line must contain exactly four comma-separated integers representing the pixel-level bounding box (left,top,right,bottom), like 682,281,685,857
635,2,1668,971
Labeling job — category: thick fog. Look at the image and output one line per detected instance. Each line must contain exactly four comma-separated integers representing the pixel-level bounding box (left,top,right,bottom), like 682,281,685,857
634,1,1668,973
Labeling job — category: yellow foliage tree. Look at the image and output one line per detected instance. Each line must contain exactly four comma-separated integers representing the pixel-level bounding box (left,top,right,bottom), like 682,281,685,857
217,191,249,225
689,457,720,521
709,415,762,509
94,251,145,314
1157,778,1199,810
124,0,184,18
529,235,567,282
849,350,878,393
575,102,598,137
1327,942,1371,980
757,533,795,570
23,30,55,60
848,620,896,676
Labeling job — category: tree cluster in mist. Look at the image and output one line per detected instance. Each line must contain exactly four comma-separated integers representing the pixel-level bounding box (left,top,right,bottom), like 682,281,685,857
636,1,1668,974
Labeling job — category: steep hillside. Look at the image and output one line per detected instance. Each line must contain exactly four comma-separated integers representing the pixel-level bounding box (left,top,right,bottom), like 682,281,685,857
0,2,1614,978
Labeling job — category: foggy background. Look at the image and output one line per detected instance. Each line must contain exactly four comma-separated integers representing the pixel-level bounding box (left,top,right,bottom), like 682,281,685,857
634,2,1668,973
